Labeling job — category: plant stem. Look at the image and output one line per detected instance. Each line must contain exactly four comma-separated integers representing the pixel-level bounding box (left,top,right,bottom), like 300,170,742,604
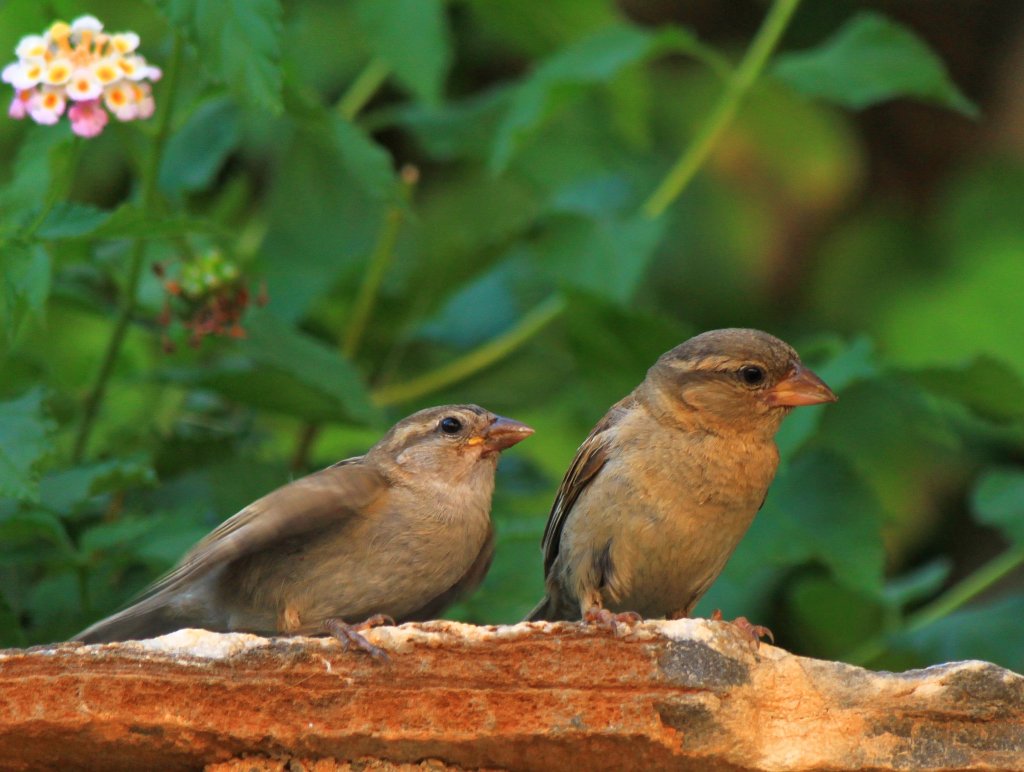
905,545,1024,632
71,33,182,463
844,545,1024,667
370,294,566,408
343,169,417,359
338,58,391,121
641,0,802,219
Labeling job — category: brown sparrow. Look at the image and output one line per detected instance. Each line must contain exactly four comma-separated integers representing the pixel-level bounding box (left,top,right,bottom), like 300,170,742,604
76,405,533,654
527,329,836,632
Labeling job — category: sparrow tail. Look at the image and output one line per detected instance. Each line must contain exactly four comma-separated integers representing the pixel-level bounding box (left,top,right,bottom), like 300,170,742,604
73,599,195,644
524,595,560,622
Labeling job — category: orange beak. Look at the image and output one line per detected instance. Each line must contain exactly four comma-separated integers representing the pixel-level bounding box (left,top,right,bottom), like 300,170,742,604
763,366,838,407
476,416,534,453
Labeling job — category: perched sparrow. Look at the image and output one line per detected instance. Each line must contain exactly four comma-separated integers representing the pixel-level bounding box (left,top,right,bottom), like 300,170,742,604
527,328,836,629
76,405,533,652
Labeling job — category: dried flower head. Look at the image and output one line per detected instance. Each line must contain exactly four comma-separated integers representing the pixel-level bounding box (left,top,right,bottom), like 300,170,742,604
155,251,268,351
3,15,160,137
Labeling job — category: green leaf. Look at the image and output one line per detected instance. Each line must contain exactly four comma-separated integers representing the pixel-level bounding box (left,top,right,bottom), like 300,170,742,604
159,97,241,197
283,83,395,200
0,389,55,503
0,130,71,233
157,0,283,111
416,253,546,350
761,450,887,593
80,517,170,558
40,458,158,517
387,88,512,163
533,210,665,304
0,509,73,555
37,202,112,239
355,0,452,104
773,12,978,117
882,559,952,610
69,204,218,240
332,115,395,200
259,88,397,319
775,336,878,460
971,468,1024,546
241,310,380,423
786,573,885,659
893,596,1024,673
905,357,1024,423
563,291,691,408
491,23,712,171
0,241,51,337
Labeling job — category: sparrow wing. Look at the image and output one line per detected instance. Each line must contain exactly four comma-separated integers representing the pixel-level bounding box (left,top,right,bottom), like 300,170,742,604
540,394,635,576
143,456,386,597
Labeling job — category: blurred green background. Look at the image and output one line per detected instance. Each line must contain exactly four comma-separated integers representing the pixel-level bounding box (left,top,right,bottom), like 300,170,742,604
2,0,1023,673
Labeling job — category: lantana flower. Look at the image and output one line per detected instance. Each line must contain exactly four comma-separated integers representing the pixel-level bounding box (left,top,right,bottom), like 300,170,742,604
2,15,160,137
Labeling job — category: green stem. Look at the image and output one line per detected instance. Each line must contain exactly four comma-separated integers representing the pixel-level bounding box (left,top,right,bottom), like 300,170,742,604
343,170,417,358
641,0,801,219
371,294,566,408
845,545,1024,667
71,33,183,463
337,58,391,121
905,545,1024,632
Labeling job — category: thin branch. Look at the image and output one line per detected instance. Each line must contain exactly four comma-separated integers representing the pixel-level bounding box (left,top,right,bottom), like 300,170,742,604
641,0,802,219
371,294,566,408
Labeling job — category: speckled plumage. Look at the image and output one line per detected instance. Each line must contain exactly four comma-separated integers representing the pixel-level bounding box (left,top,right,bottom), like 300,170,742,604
76,405,533,643
528,329,836,622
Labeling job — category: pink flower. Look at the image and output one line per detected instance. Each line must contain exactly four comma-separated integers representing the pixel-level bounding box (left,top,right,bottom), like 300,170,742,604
68,99,108,137
8,89,32,119
3,16,158,136
28,88,66,124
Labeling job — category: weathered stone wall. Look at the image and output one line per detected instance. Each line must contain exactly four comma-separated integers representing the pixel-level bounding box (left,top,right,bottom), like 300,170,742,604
1,620,1022,771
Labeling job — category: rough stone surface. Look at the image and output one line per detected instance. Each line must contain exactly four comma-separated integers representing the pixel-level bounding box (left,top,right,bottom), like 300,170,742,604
1,619,1022,771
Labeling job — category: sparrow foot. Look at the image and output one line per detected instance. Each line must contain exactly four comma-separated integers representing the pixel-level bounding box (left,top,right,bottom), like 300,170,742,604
322,617,391,661
583,605,642,634
353,613,396,631
710,609,774,650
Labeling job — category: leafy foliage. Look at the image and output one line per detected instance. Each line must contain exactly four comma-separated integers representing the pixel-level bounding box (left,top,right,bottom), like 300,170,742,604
1,0,1021,677
773,12,978,116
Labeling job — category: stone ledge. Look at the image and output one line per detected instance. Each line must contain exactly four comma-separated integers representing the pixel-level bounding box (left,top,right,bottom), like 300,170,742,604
1,619,1022,771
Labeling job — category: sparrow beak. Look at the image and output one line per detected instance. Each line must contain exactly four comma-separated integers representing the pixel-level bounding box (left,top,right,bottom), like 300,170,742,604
763,365,838,407
475,416,534,453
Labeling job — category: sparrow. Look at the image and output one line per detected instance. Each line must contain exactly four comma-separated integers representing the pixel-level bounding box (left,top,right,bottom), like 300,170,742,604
75,405,533,654
526,328,836,632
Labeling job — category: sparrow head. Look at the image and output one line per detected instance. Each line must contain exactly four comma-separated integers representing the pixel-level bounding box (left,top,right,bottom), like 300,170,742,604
372,404,534,481
646,328,837,435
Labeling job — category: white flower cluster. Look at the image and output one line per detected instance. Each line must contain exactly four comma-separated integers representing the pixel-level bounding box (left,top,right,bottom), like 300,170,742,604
2,15,161,137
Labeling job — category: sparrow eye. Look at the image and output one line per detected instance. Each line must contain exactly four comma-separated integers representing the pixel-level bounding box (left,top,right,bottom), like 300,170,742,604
439,416,463,434
739,365,766,387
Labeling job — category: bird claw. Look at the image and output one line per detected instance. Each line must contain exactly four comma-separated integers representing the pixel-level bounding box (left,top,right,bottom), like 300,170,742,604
352,613,395,632
322,617,391,661
710,609,774,650
583,605,642,634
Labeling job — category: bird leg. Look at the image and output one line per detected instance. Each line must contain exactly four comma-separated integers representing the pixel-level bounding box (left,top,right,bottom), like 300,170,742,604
322,615,394,661
582,603,642,634
710,609,774,650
